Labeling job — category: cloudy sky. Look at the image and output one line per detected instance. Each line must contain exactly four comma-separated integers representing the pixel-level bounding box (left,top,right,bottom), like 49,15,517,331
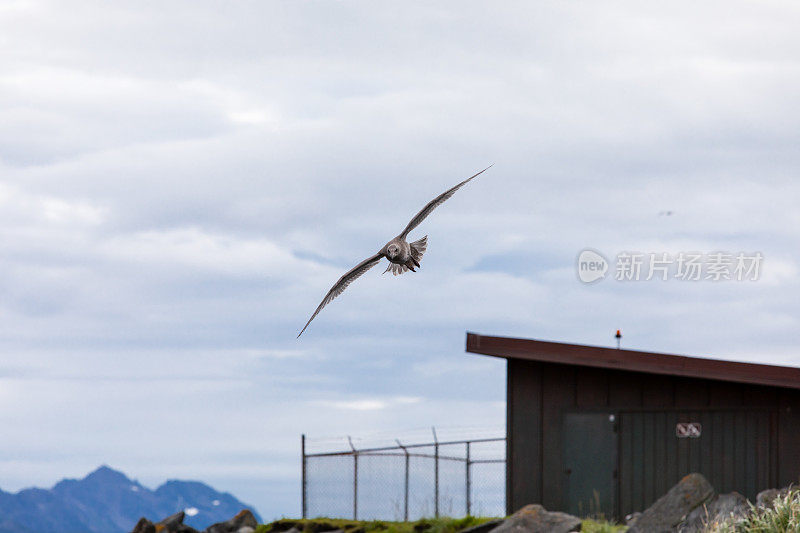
1,0,799,520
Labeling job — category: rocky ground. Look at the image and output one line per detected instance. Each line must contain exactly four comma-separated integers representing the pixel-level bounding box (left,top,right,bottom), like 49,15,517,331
133,475,797,533
131,509,258,533
485,473,796,532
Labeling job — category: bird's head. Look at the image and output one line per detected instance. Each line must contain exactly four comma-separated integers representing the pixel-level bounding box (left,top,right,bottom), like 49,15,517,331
386,244,399,258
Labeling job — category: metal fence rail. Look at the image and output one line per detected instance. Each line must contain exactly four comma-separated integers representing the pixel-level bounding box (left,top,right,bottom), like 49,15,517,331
302,432,506,520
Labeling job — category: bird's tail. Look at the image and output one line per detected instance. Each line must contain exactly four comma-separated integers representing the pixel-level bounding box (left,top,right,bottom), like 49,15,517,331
384,262,410,276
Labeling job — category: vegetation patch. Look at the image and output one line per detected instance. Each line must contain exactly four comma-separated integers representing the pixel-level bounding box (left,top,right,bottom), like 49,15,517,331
256,516,631,533
256,517,498,533
580,518,627,532
705,488,800,532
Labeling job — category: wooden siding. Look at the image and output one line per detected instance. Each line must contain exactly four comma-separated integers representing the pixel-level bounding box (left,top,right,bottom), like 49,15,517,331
506,358,800,517
618,410,776,516
507,358,542,512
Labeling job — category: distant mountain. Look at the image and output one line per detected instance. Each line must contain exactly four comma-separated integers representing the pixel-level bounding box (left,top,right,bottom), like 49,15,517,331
0,466,262,533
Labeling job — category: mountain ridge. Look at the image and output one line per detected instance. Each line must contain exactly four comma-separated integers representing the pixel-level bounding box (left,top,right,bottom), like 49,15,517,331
0,466,261,533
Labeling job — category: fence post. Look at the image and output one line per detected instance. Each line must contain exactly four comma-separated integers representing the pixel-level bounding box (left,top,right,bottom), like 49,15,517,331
465,441,471,516
432,427,439,518
348,436,358,520
396,439,410,521
302,434,307,519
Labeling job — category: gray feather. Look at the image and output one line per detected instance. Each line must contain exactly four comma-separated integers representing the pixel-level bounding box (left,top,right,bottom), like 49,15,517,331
298,253,383,337
400,165,492,238
410,235,427,263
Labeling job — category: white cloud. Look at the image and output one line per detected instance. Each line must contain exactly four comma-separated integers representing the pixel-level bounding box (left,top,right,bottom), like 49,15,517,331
321,396,422,412
0,0,798,521
329,400,386,411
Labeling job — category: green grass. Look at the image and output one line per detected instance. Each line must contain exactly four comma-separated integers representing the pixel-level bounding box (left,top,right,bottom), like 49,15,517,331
255,516,499,533
254,516,629,533
580,518,628,533
704,488,800,532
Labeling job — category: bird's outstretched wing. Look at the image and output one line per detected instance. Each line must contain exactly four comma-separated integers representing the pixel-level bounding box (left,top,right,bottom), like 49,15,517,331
399,165,492,238
298,253,384,337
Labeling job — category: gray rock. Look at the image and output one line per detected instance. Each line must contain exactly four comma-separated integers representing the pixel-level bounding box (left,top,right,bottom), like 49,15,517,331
131,518,156,533
678,492,749,532
205,510,259,533
628,473,715,533
756,488,780,508
153,511,200,533
131,512,202,533
755,487,792,509
624,512,641,527
489,504,581,533
158,511,186,531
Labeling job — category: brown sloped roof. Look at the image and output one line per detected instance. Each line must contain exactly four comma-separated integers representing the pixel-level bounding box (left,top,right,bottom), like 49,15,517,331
466,332,800,390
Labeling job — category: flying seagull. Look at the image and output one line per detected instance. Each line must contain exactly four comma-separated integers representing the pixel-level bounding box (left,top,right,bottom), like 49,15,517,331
297,165,492,337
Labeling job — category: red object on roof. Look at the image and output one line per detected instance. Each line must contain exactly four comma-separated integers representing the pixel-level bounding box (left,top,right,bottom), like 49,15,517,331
466,332,800,390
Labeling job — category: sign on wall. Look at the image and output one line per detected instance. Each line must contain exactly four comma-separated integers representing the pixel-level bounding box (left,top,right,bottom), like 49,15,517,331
676,422,702,438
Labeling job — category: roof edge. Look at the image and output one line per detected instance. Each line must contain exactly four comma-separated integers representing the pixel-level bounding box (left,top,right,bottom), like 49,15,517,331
466,332,800,390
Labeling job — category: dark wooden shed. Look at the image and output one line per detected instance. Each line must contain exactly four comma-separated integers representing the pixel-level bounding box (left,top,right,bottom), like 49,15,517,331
466,332,800,519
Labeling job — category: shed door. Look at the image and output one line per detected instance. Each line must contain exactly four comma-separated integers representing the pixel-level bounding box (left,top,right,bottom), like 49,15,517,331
563,412,617,519
619,410,776,517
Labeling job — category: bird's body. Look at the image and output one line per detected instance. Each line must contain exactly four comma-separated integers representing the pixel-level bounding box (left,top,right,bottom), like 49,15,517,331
382,237,411,265
382,234,427,274
297,165,491,337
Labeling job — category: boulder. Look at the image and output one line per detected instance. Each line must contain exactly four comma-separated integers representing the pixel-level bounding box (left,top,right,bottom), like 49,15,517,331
678,492,749,532
130,513,201,533
489,504,581,533
158,511,185,531
131,518,156,533
205,509,259,533
624,512,641,527
151,511,200,533
755,487,793,509
756,488,781,508
627,473,714,533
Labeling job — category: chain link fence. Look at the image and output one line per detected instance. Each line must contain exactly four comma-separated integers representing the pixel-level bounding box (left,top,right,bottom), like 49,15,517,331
302,433,506,520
